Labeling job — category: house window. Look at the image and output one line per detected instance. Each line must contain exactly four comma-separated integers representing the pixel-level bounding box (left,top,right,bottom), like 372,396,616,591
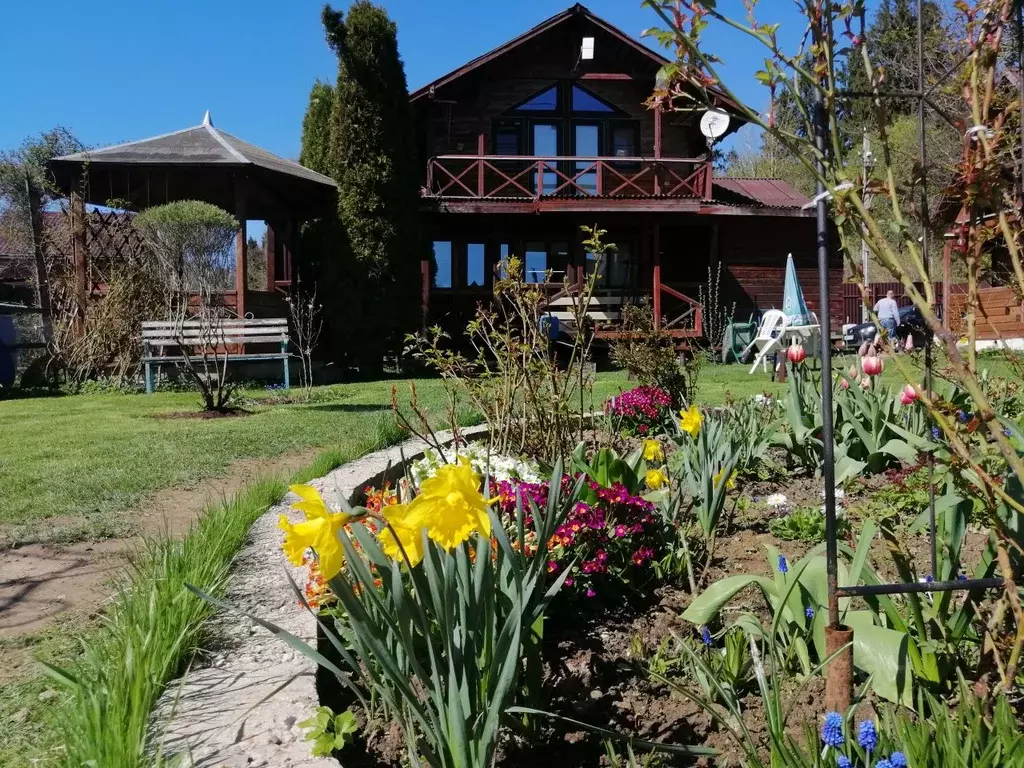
571,85,615,113
466,243,486,287
610,124,638,158
494,119,522,156
433,241,452,289
498,243,511,279
525,242,547,283
516,86,558,111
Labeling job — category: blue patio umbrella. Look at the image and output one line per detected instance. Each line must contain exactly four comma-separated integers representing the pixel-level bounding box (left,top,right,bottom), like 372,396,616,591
782,253,815,326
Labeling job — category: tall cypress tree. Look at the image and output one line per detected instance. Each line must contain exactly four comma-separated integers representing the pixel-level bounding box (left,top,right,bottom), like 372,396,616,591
298,80,335,177
322,1,421,280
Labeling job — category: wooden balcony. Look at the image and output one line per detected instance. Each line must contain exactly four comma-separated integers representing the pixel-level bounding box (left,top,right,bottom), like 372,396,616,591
425,155,712,201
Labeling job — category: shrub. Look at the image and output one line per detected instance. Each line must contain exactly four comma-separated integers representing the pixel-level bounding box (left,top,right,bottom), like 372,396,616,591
604,385,673,437
609,305,697,403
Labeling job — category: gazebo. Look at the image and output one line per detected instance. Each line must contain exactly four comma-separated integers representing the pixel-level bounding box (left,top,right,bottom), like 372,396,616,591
49,111,336,318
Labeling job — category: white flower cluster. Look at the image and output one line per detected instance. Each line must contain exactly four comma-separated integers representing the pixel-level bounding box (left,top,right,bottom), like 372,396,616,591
765,493,789,509
408,441,543,486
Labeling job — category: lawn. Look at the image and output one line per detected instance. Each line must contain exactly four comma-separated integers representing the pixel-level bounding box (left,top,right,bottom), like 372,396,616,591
2,352,1016,548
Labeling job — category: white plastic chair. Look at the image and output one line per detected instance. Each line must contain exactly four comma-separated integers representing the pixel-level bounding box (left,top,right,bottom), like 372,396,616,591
742,310,789,374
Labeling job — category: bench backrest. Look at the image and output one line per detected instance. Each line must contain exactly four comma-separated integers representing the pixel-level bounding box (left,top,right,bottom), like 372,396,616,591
142,318,289,347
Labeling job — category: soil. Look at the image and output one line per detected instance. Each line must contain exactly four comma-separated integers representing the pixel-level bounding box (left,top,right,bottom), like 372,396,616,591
319,461,992,767
0,447,325,640
151,407,252,420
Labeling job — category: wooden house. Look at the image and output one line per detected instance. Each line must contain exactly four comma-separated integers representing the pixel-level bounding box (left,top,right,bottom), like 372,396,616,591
413,4,842,343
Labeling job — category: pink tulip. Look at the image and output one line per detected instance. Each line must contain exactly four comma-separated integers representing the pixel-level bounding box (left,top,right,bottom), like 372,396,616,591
903,383,917,400
848,365,859,379
858,341,871,357
862,355,884,376
840,377,850,390
787,344,807,364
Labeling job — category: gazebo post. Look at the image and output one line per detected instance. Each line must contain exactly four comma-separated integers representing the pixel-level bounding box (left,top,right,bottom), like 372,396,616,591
265,222,277,291
289,217,301,292
70,186,88,325
234,179,248,317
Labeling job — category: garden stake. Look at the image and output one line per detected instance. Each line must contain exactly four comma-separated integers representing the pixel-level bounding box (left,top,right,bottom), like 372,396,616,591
824,624,854,713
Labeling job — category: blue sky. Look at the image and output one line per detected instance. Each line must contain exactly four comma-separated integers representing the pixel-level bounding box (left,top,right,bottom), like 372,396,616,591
0,1,876,162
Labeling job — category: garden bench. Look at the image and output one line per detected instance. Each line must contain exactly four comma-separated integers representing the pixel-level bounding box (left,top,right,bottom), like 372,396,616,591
141,318,290,394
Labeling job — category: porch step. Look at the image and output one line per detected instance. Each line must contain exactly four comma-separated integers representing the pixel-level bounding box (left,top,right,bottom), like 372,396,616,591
546,295,625,308
548,310,621,322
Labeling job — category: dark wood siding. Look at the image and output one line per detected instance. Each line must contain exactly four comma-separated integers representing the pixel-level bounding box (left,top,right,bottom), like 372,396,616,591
718,217,844,326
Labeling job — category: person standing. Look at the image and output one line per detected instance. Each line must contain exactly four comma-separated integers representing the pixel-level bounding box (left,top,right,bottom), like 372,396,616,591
873,290,901,339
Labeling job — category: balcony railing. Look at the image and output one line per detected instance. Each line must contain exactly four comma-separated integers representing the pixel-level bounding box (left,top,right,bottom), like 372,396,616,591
425,155,711,201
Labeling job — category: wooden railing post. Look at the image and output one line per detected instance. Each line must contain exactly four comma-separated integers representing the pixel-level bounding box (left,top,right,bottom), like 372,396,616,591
596,160,603,196
653,222,662,329
426,159,434,194
477,134,485,197
536,160,543,198
703,161,713,200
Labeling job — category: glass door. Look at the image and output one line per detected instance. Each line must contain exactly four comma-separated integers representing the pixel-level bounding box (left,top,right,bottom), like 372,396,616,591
531,122,560,194
572,122,600,196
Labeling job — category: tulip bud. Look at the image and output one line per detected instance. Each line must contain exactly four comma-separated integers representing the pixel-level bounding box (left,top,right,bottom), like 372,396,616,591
862,355,884,376
848,365,858,379
787,344,807,364
840,377,850,390
860,376,871,389
858,341,870,357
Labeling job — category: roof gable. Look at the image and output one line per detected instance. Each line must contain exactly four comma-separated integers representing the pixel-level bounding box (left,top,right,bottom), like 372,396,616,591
410,4,667,101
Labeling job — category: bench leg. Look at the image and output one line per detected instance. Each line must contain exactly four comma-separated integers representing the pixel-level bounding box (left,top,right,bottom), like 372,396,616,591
282,342,290,389
145,362,154,394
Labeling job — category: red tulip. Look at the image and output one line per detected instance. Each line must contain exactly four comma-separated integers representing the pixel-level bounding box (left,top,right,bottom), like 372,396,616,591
862,355,884,376
899,384,917,406
787,344,807,364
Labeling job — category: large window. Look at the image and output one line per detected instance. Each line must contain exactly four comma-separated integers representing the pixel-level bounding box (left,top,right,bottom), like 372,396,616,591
586,242,634,289
525,242,547,284
493,82,639,195
466,243,486,287
433,241,453,289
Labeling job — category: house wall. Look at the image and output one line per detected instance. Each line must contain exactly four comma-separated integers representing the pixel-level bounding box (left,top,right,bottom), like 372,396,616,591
414,15,704,167
718,217,844,327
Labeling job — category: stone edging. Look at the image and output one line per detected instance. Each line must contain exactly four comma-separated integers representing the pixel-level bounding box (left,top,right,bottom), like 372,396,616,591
150,426,488,768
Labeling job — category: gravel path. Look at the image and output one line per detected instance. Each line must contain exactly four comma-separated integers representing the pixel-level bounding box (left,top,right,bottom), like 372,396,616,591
151,427,487,767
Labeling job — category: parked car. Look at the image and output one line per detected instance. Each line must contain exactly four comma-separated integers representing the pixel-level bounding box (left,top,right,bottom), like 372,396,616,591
843,303,932,349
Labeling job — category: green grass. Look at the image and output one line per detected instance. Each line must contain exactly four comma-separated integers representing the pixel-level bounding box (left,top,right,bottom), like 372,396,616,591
0,379,470,546
0,431,408,768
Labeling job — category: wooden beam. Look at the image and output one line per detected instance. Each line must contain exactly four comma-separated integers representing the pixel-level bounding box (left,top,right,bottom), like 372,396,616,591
70,188,88,325
234,179,247,318
265,222,277,291
579,73,633,80
421,259,430,328
477,133,485,197
653,221,662,330
289,218,300,292
942,238,952,331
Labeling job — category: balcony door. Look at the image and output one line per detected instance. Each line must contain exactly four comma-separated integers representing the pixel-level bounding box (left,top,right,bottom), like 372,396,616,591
572,122,601,196
530,122,560,194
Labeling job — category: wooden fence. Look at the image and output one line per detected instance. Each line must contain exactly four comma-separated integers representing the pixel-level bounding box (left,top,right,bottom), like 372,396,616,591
841,282,966,326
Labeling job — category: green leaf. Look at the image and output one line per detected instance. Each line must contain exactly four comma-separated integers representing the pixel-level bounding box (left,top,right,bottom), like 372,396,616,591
681,574,774,624
879,438,918,462
844,610,915,707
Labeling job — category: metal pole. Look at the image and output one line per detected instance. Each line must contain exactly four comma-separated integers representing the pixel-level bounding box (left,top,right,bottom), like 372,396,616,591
918,0,938,580
815,96,840,626
861,130,872,322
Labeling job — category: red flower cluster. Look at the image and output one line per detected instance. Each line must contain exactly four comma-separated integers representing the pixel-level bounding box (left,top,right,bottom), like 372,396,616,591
604,385,673,436
492,476,662,598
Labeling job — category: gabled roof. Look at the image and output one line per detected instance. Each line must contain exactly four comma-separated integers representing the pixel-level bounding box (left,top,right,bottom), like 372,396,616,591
53,112,335,189
411,3,668,101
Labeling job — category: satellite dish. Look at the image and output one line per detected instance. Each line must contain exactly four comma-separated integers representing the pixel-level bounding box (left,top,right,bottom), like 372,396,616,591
699,108,731,142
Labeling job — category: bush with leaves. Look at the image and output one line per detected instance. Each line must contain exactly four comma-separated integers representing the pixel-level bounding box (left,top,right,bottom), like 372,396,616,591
609,304,698,403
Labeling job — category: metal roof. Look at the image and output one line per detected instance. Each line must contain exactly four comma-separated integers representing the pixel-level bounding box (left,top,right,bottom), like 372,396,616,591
714,178,810,209
53,112,335,189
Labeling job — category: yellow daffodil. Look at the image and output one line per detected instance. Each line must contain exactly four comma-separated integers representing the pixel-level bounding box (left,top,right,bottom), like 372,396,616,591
279,484,352,579
679,405,703,437
713,468,738,490
642,439,664,463
377,505,426,567
645,468,669,490
403,460,492,550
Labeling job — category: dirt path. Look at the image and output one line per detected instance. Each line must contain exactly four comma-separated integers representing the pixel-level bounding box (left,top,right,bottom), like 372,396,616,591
0,448,325,639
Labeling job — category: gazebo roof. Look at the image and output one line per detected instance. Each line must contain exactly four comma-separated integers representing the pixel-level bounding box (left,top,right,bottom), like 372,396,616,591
50,112,336,221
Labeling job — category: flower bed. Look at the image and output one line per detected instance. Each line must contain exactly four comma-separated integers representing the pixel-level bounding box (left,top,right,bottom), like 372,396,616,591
175,360,1024,768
